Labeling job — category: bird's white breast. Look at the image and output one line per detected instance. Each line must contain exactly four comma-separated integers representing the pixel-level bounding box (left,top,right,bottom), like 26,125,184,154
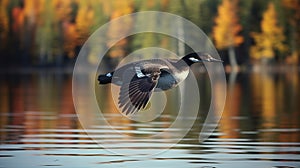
173,69,189,84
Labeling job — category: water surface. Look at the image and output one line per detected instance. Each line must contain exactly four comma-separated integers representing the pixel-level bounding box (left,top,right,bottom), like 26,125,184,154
0,71,299,168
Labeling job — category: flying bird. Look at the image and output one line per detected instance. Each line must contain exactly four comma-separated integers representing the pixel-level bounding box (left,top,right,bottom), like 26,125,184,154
98,52,222,115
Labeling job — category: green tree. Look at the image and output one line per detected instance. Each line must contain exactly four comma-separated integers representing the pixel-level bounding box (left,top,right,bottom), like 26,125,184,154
132,0,169,58
282,0,300,64
213,0,243,70
34,0,72,65
35,0,57,65
198,0,219,34
250,2,286,63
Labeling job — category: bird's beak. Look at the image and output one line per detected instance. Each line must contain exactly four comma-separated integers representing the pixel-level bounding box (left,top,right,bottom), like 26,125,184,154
201,54,223,62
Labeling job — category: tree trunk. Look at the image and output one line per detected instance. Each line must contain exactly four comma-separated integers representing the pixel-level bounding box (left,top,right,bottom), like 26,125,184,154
228,46,238,71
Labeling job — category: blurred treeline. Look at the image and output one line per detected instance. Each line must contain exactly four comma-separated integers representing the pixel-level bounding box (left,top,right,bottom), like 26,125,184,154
0,0,299,68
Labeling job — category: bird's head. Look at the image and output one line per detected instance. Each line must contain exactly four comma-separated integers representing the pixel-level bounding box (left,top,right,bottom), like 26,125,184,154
184,52,223,65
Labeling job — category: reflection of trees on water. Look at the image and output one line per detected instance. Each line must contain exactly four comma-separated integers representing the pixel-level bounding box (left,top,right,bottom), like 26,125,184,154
0,72,299,145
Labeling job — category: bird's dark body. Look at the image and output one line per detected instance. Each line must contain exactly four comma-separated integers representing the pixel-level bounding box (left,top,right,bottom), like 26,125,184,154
97,52,222,115
106,58,189,91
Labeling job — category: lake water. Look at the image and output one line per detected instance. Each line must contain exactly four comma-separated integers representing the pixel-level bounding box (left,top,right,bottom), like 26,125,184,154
0,70,300,168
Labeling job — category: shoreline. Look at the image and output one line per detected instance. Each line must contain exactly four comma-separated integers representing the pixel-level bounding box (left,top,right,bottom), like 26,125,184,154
0,64,300,75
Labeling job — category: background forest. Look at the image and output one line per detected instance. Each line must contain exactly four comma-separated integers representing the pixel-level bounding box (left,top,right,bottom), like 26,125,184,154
0,0,299,69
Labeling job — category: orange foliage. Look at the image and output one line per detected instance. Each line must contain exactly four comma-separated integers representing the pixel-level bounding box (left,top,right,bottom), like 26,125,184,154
106,0,134,58
0,0,9,46
12,7,24,35
63,22,77,58
250,3,286,60
282,0,300,13
213,0,243,49
23,0,37,25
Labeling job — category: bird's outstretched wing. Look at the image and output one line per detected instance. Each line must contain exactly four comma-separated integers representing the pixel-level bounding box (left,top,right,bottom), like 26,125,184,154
118,66,160,115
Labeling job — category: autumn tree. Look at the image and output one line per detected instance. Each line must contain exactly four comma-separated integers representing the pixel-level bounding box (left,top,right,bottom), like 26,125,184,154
106,0,133,60
250,2,286,63
0,0,9,51
35,0,72,65
75,1,95,46
213,0,243,70
63,22,77,59
68,0,108,64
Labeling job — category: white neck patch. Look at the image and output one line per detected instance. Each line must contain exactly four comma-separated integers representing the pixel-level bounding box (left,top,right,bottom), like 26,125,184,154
106,72,112,77
189,57,200,62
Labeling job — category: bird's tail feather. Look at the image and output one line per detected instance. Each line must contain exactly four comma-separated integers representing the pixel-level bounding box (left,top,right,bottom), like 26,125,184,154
98,73,113,84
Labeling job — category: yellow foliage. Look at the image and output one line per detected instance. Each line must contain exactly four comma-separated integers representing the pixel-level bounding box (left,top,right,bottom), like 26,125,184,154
52,0,72,21
75,1,95,45
250,3,287,60
106,0,134,58
213,0,243,49
0,0,9,46
23,0,37,24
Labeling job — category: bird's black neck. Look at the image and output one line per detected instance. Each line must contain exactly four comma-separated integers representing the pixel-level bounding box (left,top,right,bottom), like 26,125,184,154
179,52,205,66
181,56,196,66
173,58,194,72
